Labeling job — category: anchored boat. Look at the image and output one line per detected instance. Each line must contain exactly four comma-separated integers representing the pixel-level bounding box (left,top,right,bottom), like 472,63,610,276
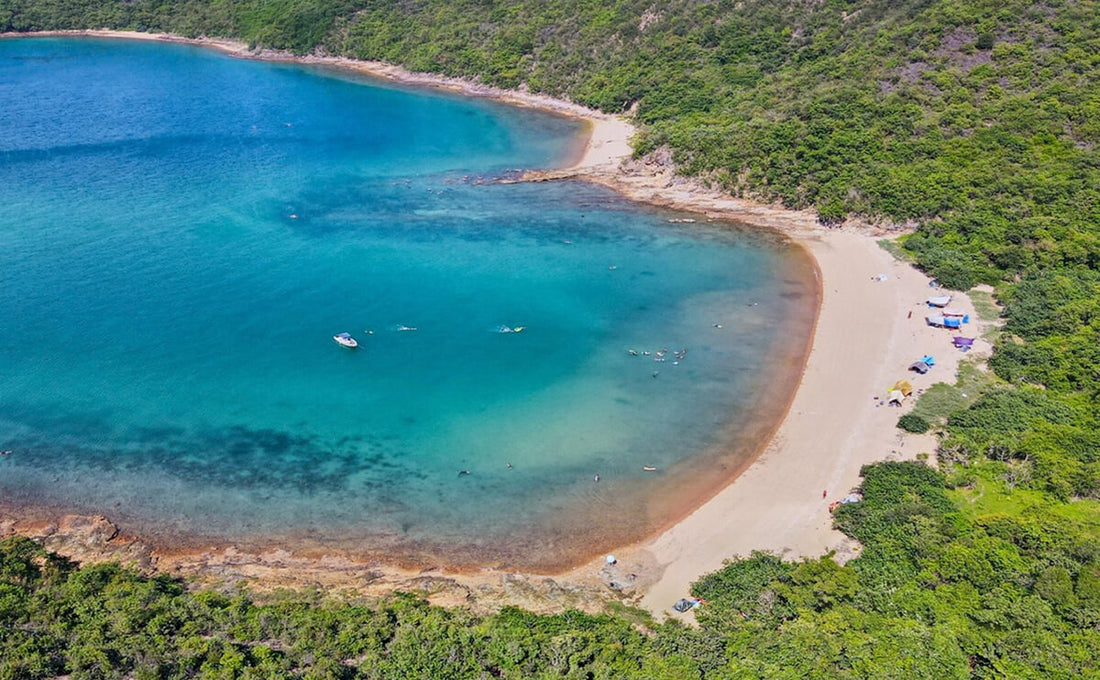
333,332,358,348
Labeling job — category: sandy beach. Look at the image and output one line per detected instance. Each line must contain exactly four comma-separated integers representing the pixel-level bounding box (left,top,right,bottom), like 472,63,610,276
564,123,990,615
0,29,991,617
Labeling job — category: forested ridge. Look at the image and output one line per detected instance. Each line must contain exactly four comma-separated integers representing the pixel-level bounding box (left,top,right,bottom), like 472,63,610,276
2,1,1099,677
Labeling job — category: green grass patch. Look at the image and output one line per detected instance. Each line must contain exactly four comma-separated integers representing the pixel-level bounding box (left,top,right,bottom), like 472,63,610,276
949,462,1100,542
966,288,1004,342
966,288,1001,324
877,238,913,263
602,601,655,628
909,359,1002,424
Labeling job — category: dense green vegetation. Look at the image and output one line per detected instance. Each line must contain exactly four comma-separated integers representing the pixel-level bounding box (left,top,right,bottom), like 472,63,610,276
4,461,1099,678
2,0,1099,676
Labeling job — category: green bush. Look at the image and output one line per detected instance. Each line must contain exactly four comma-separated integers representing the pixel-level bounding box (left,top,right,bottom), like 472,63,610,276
898,412,931,433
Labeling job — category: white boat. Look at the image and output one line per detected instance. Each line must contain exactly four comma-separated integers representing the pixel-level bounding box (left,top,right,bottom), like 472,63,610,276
333,332,358,348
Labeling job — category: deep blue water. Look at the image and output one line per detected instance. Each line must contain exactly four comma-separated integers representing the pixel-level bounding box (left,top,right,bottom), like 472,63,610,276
0,37,815,567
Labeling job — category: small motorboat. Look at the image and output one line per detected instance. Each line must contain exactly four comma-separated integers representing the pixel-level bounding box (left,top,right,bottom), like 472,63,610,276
333,332,358,348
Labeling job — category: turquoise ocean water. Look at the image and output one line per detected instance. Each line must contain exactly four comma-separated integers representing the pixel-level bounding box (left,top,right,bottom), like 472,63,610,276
0,38,816,568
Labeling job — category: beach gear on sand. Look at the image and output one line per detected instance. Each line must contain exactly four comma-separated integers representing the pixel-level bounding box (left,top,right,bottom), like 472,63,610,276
673,598,699,613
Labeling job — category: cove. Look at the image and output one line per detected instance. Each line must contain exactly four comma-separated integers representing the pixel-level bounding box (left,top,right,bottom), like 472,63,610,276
0,37,817,569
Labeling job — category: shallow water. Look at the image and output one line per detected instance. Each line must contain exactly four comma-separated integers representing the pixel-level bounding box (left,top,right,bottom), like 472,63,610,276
0,37,816,568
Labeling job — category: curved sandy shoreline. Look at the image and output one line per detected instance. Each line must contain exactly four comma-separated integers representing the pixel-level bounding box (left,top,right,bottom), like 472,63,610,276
0,29,989,617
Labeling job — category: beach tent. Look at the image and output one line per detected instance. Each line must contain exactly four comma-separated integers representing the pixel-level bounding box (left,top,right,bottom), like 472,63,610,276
673,598,697,613
920,355,935,366
888,390,906,405
929,315,962,328
953,336,975,351
909,361,930,374
927,295,952,307
891,380,913,396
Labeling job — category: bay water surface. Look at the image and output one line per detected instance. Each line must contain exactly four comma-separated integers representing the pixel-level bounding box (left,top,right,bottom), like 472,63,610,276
0,37,816,568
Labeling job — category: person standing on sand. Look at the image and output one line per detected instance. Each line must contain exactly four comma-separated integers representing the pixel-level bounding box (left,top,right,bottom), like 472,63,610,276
822,489,827,499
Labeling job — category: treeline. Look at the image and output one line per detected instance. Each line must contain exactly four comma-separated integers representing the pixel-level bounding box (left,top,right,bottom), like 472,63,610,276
3,461,1099,678
3,0,1100,676
4,0,1097,288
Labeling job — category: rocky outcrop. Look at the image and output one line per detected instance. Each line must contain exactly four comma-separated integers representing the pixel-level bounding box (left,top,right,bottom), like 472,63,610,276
0,513,157,572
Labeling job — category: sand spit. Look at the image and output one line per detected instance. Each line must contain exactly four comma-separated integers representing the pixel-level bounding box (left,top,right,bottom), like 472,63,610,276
0,29,991,618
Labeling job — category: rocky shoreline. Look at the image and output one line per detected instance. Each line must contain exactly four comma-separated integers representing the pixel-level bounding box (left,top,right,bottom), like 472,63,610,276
0,511,657,614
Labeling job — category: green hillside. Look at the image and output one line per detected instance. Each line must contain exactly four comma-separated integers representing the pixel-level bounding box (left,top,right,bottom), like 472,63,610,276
4,0,1099,287
2,1,1099,676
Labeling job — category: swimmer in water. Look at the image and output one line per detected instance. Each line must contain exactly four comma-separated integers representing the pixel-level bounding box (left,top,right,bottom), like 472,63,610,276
594,474,600,483
458,470,471,476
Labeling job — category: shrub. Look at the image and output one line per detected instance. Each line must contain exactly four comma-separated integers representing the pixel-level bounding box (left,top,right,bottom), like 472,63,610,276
898,413,930,433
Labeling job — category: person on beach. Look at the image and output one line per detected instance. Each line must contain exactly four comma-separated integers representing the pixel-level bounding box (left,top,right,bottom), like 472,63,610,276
822,489,827,499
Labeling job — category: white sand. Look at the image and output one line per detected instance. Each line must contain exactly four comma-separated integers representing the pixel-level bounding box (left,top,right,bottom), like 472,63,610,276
567,117,636,171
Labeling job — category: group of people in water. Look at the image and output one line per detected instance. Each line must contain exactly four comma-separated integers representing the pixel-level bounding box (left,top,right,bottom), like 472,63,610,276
358,324,526,336
627,347,688,362
627,346,690,379
457,463,654,482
